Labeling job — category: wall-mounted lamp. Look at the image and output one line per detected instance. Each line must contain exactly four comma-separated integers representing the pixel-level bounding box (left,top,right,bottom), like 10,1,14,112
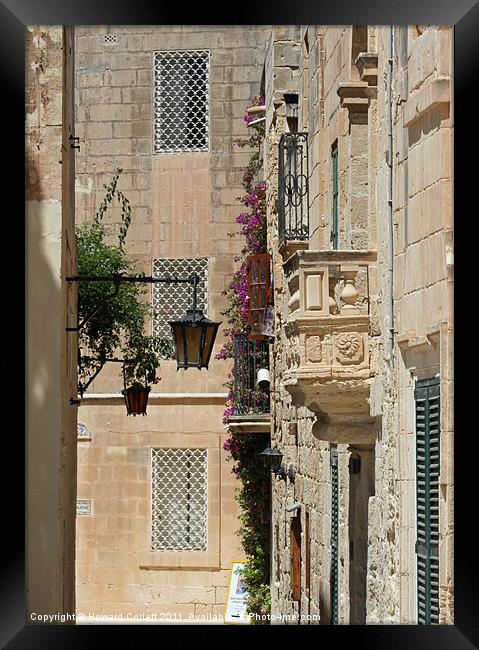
256,368,270,391
259,446,295,482
66,273,222,402
283,93,299,131
285,502,301,515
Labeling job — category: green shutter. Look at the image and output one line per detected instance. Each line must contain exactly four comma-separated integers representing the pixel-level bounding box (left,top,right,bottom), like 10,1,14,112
331,143,339,250
330,449,339,624
415,377,440,625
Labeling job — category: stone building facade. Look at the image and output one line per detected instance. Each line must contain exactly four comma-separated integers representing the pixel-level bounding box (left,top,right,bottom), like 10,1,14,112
25,24,453,626
262,25,453,625
25,26,77,623
26,26,78,620
73,26,269,620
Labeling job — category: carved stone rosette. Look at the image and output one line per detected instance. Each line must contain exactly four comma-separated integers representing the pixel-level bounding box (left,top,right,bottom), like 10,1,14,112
335,332,364,365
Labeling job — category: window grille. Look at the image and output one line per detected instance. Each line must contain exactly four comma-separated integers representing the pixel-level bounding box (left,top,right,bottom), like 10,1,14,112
232,334,270,415
278,132,309,243
153,50,210,153
151,448,208,551
152,258,208,339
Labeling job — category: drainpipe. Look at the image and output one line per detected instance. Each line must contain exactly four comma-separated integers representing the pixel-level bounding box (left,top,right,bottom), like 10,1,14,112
386,25,394,365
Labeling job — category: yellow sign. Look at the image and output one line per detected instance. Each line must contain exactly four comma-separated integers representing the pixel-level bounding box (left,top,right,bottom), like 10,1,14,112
224,561,251,624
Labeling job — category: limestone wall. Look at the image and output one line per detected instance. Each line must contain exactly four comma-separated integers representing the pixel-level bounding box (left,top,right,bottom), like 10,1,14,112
26,26,77,620
74,25,269,619
265,24,453,626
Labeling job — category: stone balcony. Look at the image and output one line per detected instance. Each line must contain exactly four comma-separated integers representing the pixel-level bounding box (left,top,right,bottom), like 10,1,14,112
281,249,378,444
227,413,271,434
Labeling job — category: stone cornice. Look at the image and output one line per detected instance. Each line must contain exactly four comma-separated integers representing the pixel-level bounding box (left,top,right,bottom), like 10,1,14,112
226,414,271,434
337,81,370,118
283,249,377,275
402,77,450,128
354,52,379,87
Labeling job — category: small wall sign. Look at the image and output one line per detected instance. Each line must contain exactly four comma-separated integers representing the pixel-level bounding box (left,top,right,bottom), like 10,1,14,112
224,561,251,624
76,499,92,516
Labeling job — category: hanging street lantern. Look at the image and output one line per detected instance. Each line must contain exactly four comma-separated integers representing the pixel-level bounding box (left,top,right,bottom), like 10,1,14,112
169,308,221,370
66,272,221,412
169,272,221,370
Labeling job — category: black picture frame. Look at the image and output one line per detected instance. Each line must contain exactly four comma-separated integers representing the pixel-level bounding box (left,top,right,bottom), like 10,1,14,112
7,0,475,646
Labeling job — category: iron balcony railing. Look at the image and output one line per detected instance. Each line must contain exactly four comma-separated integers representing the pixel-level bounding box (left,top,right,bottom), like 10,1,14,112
233,334,270,416
278,132,309,243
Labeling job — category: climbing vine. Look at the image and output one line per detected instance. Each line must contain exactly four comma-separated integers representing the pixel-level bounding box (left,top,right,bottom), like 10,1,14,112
217,97,272,621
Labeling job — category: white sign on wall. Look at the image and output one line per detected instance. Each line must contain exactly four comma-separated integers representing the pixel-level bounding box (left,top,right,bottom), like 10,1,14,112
224,561,251,625
76,499,92,516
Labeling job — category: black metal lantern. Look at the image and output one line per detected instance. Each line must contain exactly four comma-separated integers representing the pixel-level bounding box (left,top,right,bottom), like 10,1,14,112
169,308,221,370
259,446,294,481
259,446,284,473
122,384,151,416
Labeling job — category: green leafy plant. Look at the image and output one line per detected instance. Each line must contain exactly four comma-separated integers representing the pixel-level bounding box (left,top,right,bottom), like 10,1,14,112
218,97,272,623
76,168,174,395
224,432,271,621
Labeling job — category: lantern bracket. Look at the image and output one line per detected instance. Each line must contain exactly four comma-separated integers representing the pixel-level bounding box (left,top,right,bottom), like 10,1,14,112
66,271,220,403
65,273,199,332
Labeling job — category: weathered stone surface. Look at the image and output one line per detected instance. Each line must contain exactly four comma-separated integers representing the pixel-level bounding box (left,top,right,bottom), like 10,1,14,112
265,25,453,626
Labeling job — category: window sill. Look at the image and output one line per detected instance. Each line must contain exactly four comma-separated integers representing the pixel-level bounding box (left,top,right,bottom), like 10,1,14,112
138,550,220,570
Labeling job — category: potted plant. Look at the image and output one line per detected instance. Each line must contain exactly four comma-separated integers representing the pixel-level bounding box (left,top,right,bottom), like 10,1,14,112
121,331,172,416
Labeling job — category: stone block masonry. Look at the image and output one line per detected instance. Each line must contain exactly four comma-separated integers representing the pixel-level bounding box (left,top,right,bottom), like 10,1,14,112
74,25,270,620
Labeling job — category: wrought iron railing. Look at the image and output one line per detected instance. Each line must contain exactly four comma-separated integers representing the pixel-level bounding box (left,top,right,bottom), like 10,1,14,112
278,132,309,243
232,334,270,416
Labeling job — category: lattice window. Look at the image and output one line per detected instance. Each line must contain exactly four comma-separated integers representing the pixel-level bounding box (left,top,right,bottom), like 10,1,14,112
152,258,208,339
151,448,208,551
153,50,210,153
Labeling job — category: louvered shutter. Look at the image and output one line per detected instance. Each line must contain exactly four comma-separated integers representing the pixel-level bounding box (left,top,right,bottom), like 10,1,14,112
330,449,339,624
415,378,440,624
247,253,271,340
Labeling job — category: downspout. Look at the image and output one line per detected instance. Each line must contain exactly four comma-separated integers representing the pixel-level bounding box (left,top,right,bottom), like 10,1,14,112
386,26,394,365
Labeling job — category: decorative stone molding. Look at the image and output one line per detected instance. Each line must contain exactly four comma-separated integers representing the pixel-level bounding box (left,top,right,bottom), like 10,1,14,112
402,77,450,128
282,249,377,444
337,81,370,121
284,249,376,320
354,52,378,87
335,332,364,365
284,318,370,381
397,325,441,352
278,239,309,262
306,335,323,363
